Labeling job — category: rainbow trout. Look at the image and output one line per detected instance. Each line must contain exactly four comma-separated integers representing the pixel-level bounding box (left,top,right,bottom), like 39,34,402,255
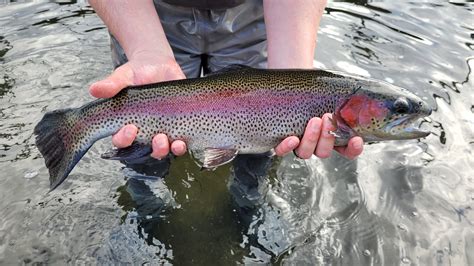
34,67,431,189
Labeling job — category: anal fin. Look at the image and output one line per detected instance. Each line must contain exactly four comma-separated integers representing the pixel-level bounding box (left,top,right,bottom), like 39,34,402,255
199,148,238,170
101,142,152,160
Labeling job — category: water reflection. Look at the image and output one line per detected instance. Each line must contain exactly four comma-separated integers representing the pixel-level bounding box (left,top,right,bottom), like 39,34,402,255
0,36,13,59
32,8,95,27
0,74,14,98
112,152,278,264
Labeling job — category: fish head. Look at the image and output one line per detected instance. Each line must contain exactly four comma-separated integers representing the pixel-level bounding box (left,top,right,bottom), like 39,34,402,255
335,79,432,142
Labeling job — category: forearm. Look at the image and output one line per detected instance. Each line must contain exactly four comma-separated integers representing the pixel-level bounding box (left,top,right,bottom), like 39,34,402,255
263,0,327,69
89,0,174,61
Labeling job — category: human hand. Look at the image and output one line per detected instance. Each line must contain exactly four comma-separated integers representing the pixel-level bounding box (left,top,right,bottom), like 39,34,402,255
274,113,364,160
89,51,187,159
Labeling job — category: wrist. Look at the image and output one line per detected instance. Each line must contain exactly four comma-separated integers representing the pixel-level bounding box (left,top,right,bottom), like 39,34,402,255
264,0,326,69
128,48,175,63
126,50,184,82
90,0,174,64
267,53,315,69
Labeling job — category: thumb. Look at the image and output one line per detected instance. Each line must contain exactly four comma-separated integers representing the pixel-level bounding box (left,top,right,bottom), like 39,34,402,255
89,63,134,98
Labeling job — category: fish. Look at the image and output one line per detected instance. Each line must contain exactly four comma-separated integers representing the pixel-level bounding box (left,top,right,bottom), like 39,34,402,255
34,67,432,190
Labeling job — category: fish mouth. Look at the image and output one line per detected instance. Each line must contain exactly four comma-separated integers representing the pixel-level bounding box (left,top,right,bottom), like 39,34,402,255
386,115,431,139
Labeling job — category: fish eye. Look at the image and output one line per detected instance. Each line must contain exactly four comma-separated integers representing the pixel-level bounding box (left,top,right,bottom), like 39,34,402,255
393,97,410,114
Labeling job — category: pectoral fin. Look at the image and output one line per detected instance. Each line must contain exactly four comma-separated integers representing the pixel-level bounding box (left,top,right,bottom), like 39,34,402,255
330,113,356,146
198,148,238,170
101,142,152,160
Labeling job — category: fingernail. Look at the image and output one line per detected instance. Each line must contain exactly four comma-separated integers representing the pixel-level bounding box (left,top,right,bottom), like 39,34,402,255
157,140,166,149
288,139,298,148
311,119,319,131
153,138,163,149
177,143,185,154
124,127,133,138
325,115,331,124
101,80,114,87
353,140,363,150
172,145,182,155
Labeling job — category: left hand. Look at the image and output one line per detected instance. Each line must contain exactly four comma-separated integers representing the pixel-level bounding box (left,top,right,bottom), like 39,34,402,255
274,113,364,160
89,51,188,159
263,0,363,159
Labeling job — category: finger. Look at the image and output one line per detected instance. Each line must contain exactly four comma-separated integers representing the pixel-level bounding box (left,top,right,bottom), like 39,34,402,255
151,134,170,159
334,136,364,160
295,117,322,159
274,136,300,157
314,113,336,158
89,64,134,98
112,124,138,148
170,140,187,156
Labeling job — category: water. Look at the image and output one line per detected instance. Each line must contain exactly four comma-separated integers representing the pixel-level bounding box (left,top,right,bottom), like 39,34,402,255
1,0,473,264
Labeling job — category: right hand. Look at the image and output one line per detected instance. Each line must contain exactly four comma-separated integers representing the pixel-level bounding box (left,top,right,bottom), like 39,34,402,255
89,51,187,159
273,114,363,160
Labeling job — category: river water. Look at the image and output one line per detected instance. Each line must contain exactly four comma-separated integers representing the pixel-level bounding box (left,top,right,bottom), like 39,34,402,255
0,0,473,265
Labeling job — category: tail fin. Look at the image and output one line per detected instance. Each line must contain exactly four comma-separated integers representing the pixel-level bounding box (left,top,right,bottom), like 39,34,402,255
34,108,93,190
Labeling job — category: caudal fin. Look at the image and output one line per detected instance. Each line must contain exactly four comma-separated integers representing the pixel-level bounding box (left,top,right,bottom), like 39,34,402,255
34,108,93,190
